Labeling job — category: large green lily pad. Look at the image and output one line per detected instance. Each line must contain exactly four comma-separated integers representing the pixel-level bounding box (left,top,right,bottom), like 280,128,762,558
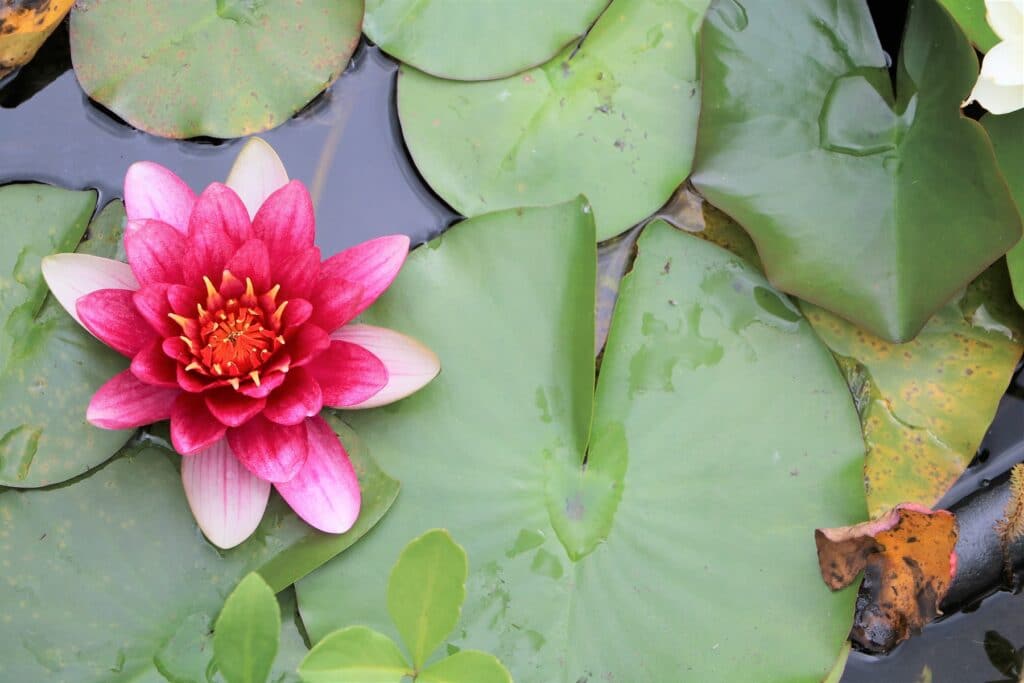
0,415,397,681
296,202,865,682
364,0,609,81
0,190,134,488
70,0,363,138
398,0,710,241
985,111,1024,308
692,0,1021,342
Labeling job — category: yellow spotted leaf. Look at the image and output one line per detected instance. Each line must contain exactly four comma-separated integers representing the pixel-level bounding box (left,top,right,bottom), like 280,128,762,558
0,0,73,78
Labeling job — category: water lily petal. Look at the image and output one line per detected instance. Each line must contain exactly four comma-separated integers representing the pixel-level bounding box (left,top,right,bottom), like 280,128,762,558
308,278,364,332
224,239,271,291
970,72,1024,114
310,339,388,407
124,218,186,285
987,0,1024,43
130,339,178,387
184,183,250,283
227,415,308,483
166,284,201,316
182,437,271,549
87,369,178,429
276,246,322,300
281,298,313,329
41,253,139,326
124,161,196,233
225,137,290,219
204,388,267,428
252,180,315,258
263,367,323,426
237,366,289,398
133,284,178,337
77,288,158,357
981,40,1024,85
288,324,331,367
274,416,360,534
319,235,410,318
331,324,440,409
171,393,228,455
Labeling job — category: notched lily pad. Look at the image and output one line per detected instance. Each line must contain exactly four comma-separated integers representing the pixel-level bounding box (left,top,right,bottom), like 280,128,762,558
70,0,364,138
816,504,958,653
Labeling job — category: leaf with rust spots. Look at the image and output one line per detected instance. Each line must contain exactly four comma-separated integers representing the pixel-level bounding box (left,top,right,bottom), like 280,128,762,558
815,504,958,653
0,0,73,78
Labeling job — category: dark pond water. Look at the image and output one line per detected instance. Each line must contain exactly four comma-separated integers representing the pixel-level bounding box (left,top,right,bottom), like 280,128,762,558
2,23,1022,683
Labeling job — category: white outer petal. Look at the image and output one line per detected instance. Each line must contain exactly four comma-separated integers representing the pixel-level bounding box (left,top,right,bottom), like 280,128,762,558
331,324,441,409
987,0,1024,43
969,72,1024,114
980,40,1024,85
41,253,139,326
181,438,271,549
225,137,290,219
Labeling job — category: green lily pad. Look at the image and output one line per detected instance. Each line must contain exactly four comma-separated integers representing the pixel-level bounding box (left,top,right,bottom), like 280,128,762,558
0,191,135,488
692,0,1022,342
985,111,1024,308
69,0,363,138
364,0,610,81
296,202,865,681
398,0,710,241
0,415,397,681
937,0,999,51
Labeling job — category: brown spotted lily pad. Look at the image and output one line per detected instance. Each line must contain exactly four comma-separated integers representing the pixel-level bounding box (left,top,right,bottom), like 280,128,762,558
816,504,959,653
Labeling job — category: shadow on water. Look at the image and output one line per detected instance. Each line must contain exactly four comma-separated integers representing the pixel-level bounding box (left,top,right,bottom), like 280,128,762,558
0,27,458,258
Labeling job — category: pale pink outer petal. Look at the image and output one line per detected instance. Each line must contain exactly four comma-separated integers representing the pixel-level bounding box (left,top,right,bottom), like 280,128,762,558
331,324,440,409
182,438,271,549
124,161,197,233
41,254,139,326
225,137,290,219
274,416,360,534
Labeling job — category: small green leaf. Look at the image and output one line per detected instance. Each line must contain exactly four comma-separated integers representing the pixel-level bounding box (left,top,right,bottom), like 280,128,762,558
387,529,468,669
418,651,512,683
214,573,280,683
298,626,410,683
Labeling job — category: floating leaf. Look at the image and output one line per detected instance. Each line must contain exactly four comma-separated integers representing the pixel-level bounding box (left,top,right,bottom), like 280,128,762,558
936,0,1000,51
69,0,364,138
387,530,467,670
297,202,865,681
0,0,74,78
364,0,609,81
985,111,1024,307
214,573,281,683
300,626,411,683
398,0,710,241
0,415,395,681
418,651,512,683
692,0,1021,341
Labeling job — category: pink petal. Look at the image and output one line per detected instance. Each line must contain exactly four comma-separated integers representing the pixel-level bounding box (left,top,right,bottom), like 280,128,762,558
184,183,250,283
287,325,331,367
227,415,308,483
77,288,157,357
124,161,197,233
42,253,139,327
275,416,360,533
204,388,267,428
308,278,364,332
167,284,201,316
252,181,316,259
224,239,271,291
87,370,178,429
133,284,178,337
276,246,322,300
123,219,187,285
309,340,387,407
130,339,179,387
319,235,410,318
281,298,313,329
171,393,227,455
332,324,440,409
165,337,195,365
225,137,290,219
263,367,323,426
181,437,271,549
237,367,288,398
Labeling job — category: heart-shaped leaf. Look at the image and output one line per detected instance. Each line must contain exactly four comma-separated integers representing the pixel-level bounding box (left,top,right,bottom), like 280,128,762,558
364,0,610,81
69,0,363,138
985,111,1024,306
692,0,1021,341
0,415,397,681
297,201,866,681
214,573,281,683
398,0,711,241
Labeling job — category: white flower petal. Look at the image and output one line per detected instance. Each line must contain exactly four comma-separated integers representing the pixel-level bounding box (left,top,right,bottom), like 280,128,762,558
225,137,290,219
969,72,1024,114
987,0,1024,43
980,40,1024,85
181,438,271,549
41,253,139,326
331,324,441,409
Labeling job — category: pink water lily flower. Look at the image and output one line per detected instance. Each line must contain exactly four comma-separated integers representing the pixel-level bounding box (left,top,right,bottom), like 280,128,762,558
42,138,439,549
